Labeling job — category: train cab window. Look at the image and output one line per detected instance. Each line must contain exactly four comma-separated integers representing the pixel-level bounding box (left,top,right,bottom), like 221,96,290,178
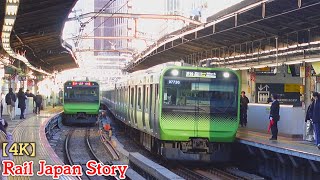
162,76,238,114
64,85,99,103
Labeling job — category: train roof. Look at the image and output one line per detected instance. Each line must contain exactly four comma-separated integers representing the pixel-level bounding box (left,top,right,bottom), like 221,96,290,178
114,65,236,88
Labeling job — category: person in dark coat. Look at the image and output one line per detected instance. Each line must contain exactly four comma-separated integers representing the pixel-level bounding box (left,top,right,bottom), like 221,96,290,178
5,88,16,120
240,91,249,127
17,88,27,119
269,94,280,140
305,96,315,141
309,92,320,149
34,92,43,114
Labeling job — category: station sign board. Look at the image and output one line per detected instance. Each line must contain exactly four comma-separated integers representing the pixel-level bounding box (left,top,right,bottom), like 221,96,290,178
256,83,301,106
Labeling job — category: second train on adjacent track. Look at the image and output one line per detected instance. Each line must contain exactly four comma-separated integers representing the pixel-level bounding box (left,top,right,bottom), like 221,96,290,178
63,81,100,124
103,66,240,161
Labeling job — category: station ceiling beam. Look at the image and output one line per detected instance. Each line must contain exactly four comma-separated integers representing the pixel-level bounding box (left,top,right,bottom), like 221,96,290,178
75,49,134,54
67,12,202,25
124,0,320,72
68,36,152,41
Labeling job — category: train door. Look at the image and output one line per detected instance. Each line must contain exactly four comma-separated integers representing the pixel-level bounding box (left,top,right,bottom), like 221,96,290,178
142,85,146,129
120,88,123,119
134,85,138,126
149,84,154,131
154,84,159,132
130,87,134,125
136,86,143,129
125,87,129,122
115,88,118,115
144,85,150,131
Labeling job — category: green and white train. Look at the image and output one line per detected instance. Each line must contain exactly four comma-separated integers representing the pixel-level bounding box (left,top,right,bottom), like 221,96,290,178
103,66,240,161
63,81,100,124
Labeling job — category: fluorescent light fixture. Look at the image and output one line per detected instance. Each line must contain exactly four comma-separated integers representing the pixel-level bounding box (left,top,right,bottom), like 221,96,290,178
231,67,250,70
305,58,320,63
6,4,18,15
1,32,11,38
4,17,15,26
7,0,20,3
284,58,320,65
2,25,13,32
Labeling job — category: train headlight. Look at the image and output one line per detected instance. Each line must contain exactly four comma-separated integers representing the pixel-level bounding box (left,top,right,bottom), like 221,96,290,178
223,72,230,78
171,69,179,76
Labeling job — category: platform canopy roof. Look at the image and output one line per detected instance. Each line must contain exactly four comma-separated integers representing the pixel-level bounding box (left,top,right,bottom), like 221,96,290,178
125,0,320,72
0,0,79,74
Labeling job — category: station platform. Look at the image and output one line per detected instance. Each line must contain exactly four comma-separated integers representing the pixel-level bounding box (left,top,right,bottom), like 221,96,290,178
3,107,77,180
237,128,320,162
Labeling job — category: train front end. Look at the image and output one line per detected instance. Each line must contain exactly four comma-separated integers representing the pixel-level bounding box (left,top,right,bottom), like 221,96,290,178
63,81,100,124
159,67,240,161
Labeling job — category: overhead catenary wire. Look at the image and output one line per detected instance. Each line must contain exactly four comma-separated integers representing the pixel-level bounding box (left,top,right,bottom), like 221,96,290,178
75,0,116,48
81,0,116,25
87,0,129,36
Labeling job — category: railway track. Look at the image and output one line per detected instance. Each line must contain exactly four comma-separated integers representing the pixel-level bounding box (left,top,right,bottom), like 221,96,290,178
64,128,119,180
174,166,264,180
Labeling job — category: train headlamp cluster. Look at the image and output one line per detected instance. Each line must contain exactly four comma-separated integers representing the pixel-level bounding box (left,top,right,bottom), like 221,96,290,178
1,0,51,75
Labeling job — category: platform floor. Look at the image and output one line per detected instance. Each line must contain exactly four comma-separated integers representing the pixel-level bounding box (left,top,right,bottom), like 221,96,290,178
3,107,77,180
237,128,320,161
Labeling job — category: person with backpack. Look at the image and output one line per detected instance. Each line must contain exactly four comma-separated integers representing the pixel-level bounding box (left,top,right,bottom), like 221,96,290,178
17,88,27,119
5,88,16,120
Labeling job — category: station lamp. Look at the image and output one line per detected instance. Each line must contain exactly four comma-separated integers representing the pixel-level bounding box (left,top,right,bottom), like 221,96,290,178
1,0,52,76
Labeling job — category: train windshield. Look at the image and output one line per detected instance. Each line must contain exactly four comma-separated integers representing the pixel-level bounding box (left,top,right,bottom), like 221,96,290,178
64,86,99,103
163,77,238,114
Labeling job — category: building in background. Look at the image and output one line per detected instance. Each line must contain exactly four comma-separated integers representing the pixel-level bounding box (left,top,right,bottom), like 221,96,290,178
62,0,242,88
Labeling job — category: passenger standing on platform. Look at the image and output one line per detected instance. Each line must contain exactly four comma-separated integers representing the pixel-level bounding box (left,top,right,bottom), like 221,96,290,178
25,89,34,98
0,92,4,118
309,92,320,149
34,92,43,114
5,88,16,120
269,94,280,140
59,88,63,105
240,91,249,127
305,95,315,141
17,88,27,119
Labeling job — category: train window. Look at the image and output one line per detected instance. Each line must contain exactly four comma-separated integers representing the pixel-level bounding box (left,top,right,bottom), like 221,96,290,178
145,86,149,110
150,84,154,130
162,77,238,114
138,87,141,109
130,88,134,107
155,84,159,101
64,86,99,103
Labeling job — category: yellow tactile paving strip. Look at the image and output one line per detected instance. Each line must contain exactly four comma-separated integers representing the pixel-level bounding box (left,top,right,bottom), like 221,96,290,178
7,108,77,180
